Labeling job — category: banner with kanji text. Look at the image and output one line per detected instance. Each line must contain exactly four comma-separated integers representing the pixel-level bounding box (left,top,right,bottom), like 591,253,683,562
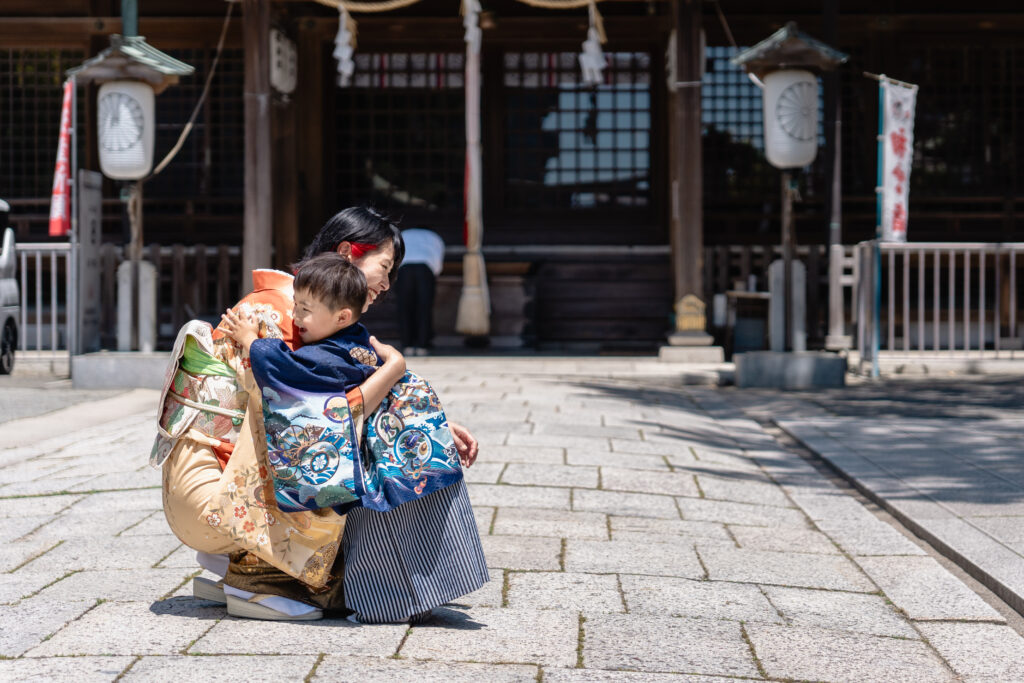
880,78,918,242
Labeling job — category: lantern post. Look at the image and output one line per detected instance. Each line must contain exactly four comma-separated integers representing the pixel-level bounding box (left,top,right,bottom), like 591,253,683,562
67,29,193,351
732,23,847,351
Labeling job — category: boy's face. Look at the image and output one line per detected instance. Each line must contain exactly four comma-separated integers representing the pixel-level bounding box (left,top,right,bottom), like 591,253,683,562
292,288,355,344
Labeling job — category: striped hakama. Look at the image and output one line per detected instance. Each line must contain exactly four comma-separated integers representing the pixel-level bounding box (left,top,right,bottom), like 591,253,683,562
341,478,489,623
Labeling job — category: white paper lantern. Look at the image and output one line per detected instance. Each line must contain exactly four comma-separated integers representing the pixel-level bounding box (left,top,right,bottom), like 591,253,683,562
97,80,155,180
762,69,818,169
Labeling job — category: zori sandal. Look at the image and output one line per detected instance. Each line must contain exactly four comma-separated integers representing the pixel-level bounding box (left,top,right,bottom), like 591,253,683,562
192,576,226,604
225,594,323,621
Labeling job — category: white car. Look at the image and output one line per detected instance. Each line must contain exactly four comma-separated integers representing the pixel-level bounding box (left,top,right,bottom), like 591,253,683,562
0,199,18,374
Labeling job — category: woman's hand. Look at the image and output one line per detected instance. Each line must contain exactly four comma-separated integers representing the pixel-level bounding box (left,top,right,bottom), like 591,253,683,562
220,308,259,352
369,336,406,378
449,421,479,468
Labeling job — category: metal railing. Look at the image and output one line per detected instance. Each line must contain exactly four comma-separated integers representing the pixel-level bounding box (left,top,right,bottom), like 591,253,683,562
16,242,71,356
855,242,1024,359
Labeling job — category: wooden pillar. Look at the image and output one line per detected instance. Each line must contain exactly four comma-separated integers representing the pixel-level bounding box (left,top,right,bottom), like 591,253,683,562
669,0,708,339
823,0,850,349
295,19,325,254
241,0,273,293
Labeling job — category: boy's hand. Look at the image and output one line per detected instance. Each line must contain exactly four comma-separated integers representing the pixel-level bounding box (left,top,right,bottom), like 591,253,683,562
220,308,260,352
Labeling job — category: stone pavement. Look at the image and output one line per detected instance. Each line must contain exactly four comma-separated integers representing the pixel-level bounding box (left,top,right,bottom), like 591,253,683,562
1,359,1024,681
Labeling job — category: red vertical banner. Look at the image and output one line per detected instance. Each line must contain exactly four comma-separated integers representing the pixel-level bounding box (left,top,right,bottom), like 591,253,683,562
48,79,74,237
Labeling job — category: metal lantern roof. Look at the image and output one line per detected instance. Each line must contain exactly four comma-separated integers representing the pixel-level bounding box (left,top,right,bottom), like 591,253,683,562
67,35,194,93
731,21,848,79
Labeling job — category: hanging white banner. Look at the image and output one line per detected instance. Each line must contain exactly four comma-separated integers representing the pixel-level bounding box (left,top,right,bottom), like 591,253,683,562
880,78,918,242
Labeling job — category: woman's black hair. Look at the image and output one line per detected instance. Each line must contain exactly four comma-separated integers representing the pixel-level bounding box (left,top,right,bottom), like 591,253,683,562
301,206,405,284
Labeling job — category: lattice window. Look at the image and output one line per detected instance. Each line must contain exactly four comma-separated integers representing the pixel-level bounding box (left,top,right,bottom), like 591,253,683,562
0,49,86,201
146,48,245,204
333,52,466,222
502,51,652,214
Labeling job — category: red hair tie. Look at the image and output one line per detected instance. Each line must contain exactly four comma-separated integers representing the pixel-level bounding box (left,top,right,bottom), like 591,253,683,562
348,242,378,260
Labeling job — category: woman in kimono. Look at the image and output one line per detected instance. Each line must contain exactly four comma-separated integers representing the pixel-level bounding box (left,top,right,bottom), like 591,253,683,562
156,206,488,622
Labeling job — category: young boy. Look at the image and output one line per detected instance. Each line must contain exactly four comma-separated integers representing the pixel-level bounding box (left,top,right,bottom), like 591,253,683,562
219,252,379,392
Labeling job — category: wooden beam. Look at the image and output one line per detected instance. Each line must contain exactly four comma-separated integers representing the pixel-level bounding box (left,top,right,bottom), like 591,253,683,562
0,17,244,48
241,0,273,292
294,20,325,253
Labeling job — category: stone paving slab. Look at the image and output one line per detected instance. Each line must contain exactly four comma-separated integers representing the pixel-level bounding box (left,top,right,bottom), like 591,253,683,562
192,615,407,656
492,507,608,539
506,572,623,613
314,656,539,682
6,363,1024,680
566,449,670,471
916,622,1024,681
28,599,222,656
467,483,571,510
124,655,320,681
0,656,133,682
676,498,808,527
565,539,704,578
599,467,700,497
479,535,563,570
620,575,781,623
573,489,680,519
583,614,759,677
745,623,950,682
727,525,840,555
762,585,918,638
401,607,579,667
698,544,876,592
854,556,1005,622
501,463,599,489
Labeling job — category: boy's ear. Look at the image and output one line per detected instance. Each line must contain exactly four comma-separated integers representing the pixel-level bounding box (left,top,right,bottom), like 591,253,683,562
336,307,354,326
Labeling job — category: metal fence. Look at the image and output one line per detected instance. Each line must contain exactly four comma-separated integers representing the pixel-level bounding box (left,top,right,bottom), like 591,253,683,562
855,242,1024,359
13,242,243,355
16,242,71,356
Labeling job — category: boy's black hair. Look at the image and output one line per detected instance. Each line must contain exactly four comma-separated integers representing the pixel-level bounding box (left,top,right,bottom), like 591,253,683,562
293,252,368,316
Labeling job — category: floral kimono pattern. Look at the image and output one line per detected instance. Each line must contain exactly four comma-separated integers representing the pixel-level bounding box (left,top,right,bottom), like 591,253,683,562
152,270,348,588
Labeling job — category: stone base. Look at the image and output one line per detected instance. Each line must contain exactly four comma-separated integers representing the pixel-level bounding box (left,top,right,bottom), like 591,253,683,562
658,345,725,363
666,332,714,347
734,351,846,389
824,334,852,351
71,351,171,390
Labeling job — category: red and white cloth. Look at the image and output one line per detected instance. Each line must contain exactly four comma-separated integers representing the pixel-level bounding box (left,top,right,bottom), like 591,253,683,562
880,78,918,242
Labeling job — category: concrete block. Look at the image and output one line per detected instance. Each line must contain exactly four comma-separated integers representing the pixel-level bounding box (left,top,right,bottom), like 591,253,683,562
478,444,566,465
698,544,876,592
565,539,703,578
734,351,846,389
71,351,170,389
746,624,948,682
583,614,758,676
696,476,793,508
506,572,624,613
657,345,725,363
620,575,782,623
566,449,670,471
763,586,917,638
34,568,197,604
401,607,578,667
815,518,927,556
